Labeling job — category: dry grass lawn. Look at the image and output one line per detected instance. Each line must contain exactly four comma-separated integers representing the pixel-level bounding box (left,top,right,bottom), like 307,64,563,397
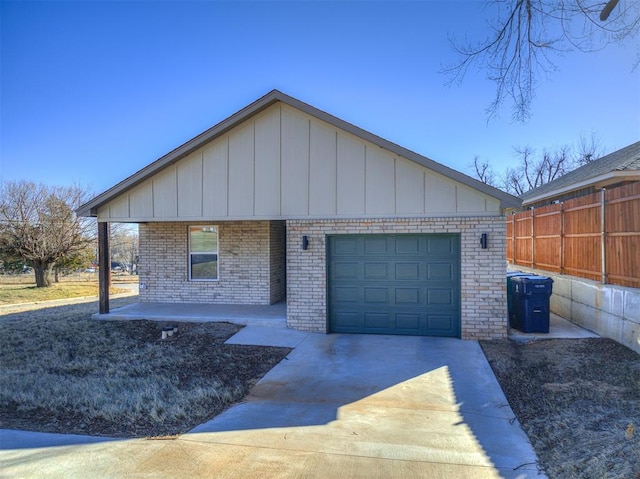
0,298,290,438
481,338,640,479
0,272,136,305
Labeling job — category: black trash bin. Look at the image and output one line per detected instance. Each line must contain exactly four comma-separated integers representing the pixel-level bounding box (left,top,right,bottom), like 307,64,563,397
511,275,554,333
506,271,529,328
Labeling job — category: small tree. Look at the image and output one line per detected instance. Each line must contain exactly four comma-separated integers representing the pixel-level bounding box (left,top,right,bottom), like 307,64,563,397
53,245,96,282
0,181,95,287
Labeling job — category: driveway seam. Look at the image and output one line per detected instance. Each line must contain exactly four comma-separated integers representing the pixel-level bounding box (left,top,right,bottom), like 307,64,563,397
178,435,540,473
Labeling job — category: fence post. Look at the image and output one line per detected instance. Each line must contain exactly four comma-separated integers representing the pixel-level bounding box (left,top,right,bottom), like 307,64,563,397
560,202,565,275
601,188,607,284
512,214,517,265
530,208,535,268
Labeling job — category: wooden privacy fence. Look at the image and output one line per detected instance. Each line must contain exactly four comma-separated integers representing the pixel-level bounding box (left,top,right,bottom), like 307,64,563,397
506,182,640,288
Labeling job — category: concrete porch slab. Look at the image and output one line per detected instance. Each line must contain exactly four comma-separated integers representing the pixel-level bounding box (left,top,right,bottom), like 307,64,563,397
92,301,287,328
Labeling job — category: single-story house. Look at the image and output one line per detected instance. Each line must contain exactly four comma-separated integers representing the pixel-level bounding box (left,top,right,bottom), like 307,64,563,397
77,90,521,340
520,141,640,209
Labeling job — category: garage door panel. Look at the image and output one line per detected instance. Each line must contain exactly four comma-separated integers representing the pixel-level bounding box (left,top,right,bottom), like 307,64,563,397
396,314,420,331
333,287,360,303
333,312,361,329
331,285,459,307
395,236,420,254
395,288,420,304
428,315,456,333
427,262,454,280
364,237,389,254
364,263,389,279
328,234,460,337
333,262,359,280
332,237,359,255
427,289,454,305
364,312,390,330
427,236,455,254
364,287,389,304
395,262,420,280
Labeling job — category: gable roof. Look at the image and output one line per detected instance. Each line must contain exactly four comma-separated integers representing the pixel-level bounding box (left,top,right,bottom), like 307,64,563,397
520,141,640,205
77,90,520,217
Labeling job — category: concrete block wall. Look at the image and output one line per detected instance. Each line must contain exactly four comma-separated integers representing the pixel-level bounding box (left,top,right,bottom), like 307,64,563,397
511,266,640,354
287,216,507,340
138,220,283,305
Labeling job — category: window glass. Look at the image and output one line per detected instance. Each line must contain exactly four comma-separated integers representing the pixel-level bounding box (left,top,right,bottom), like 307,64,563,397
189,226,218,280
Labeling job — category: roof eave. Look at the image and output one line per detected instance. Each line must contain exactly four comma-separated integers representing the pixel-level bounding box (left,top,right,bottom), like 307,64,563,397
521,171,640,206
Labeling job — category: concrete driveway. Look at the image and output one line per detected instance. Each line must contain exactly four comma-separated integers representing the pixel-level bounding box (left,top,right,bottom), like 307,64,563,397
1,329,545,478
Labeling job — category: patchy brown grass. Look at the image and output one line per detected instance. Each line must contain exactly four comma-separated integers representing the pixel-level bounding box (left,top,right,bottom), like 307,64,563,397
0,272,136,305
0,283,129,305
480,338,640,479
0,298,290,438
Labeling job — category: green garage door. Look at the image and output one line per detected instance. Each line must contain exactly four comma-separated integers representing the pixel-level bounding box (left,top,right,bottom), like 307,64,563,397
327,234,461,337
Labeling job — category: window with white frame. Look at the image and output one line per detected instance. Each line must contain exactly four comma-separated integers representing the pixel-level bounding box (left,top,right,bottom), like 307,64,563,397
189,226,218,280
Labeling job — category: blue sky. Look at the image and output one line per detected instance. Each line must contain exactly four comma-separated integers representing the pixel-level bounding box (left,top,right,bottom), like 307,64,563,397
2,1,639,197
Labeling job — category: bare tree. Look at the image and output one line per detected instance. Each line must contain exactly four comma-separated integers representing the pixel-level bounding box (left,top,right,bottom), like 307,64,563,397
575,131,605,165
0,181,95,287
110,225,139,274
444,0,640,121
496,145,573,193
472,155,499,186
471,136,606,194
503,166,527,195
528,145,573,188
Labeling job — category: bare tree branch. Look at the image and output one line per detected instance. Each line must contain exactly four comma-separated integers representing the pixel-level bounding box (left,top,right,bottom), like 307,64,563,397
473,155,498,186
443,0,640,122
575,130,605,164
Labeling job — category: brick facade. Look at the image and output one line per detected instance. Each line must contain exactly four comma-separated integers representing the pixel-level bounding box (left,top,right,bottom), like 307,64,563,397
137,216,507,340
286,217,507,340
138,220,285,305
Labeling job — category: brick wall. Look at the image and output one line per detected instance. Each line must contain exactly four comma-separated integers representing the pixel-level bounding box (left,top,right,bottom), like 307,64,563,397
139,221,281,305
286,217,507,339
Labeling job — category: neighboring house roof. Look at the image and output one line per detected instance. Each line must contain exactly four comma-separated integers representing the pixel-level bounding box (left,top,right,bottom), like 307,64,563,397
520,141,640,206
77,90,520,217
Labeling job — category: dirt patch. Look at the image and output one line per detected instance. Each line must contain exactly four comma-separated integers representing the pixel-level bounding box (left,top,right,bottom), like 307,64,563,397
480,338,640,479
0,298,291,438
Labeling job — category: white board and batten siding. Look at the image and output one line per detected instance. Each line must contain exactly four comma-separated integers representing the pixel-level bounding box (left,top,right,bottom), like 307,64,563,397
98,104,501,222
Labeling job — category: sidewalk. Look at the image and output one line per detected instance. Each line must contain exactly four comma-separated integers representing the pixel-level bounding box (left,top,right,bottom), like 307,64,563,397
0,290,138,315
